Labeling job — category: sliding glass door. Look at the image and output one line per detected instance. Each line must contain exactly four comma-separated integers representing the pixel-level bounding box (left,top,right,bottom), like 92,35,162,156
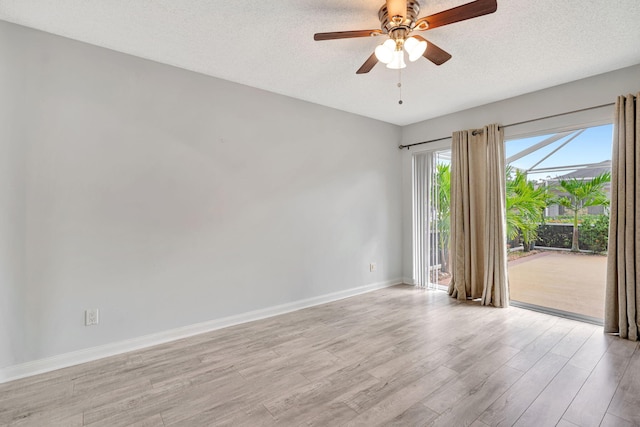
412,123,612,323
413,149,451,289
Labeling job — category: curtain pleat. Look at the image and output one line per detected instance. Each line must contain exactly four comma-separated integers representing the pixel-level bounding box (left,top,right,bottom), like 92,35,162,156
448,124,509,307
482,125,509,306
605,93,639,340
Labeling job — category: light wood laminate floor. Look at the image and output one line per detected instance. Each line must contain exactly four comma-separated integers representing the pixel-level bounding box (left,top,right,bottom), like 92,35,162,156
1,285,639,426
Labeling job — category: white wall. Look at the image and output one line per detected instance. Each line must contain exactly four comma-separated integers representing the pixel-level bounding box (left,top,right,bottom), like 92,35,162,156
400,63,640,281
1,21,403,369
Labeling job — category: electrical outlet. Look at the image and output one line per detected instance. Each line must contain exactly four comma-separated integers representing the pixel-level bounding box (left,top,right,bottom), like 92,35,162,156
85,309,99,326
369,263,377,272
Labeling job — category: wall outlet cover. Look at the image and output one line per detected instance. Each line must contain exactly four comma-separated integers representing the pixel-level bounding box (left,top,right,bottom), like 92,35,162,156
85,309,99,326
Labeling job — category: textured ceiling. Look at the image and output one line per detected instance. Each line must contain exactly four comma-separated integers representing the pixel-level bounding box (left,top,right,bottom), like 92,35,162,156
1,0,640,126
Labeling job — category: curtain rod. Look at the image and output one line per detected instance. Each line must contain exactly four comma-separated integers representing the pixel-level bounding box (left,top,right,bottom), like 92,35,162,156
398,101,618,150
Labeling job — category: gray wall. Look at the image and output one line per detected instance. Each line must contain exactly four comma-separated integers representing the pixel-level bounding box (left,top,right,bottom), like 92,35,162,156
0,24,27,368
1,21,403,366
400,63,640,282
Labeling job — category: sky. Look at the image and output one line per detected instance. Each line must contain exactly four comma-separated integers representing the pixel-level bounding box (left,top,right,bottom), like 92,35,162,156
505,124,613,181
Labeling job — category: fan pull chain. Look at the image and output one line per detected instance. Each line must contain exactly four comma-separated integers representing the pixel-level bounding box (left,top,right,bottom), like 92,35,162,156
398,67,403,105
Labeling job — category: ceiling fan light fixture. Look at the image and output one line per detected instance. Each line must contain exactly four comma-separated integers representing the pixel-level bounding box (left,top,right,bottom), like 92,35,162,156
386,49,406,69
314,0,497,74
374,39,396,64
404,36,427,62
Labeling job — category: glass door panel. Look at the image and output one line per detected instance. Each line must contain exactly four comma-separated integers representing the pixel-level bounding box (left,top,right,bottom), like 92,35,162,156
505,124,612,322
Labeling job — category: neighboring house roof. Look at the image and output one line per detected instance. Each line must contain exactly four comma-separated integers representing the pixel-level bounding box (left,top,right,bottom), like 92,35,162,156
555,160,612,180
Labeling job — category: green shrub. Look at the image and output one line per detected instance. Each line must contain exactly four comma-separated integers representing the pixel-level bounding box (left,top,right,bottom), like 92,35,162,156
579,214,609,253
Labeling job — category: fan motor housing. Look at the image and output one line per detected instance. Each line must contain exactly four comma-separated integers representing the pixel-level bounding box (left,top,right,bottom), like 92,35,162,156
378,1,421,33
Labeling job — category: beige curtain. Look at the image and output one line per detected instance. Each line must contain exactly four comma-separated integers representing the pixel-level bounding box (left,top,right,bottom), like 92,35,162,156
605,93,639,340
448,124,509,307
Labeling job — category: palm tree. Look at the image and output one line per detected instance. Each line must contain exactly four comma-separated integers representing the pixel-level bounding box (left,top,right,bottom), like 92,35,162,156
434,163,451,273
506,167,550,251
555,171,611,252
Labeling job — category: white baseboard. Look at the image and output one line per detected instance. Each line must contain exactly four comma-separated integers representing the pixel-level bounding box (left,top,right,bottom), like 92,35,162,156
402,277,415,286
0,279,401,384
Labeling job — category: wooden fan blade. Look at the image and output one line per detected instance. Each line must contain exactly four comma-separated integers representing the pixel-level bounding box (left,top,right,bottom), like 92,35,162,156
414,0,497,31
356,52,379,74
314,29,382,41
413,35,452,65
386,0,408,19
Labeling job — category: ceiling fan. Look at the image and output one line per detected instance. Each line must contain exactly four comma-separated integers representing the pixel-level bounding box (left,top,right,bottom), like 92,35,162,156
314,0,497,74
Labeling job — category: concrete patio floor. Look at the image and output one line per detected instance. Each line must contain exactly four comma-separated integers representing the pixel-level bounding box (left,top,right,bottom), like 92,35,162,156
507,251,607,320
